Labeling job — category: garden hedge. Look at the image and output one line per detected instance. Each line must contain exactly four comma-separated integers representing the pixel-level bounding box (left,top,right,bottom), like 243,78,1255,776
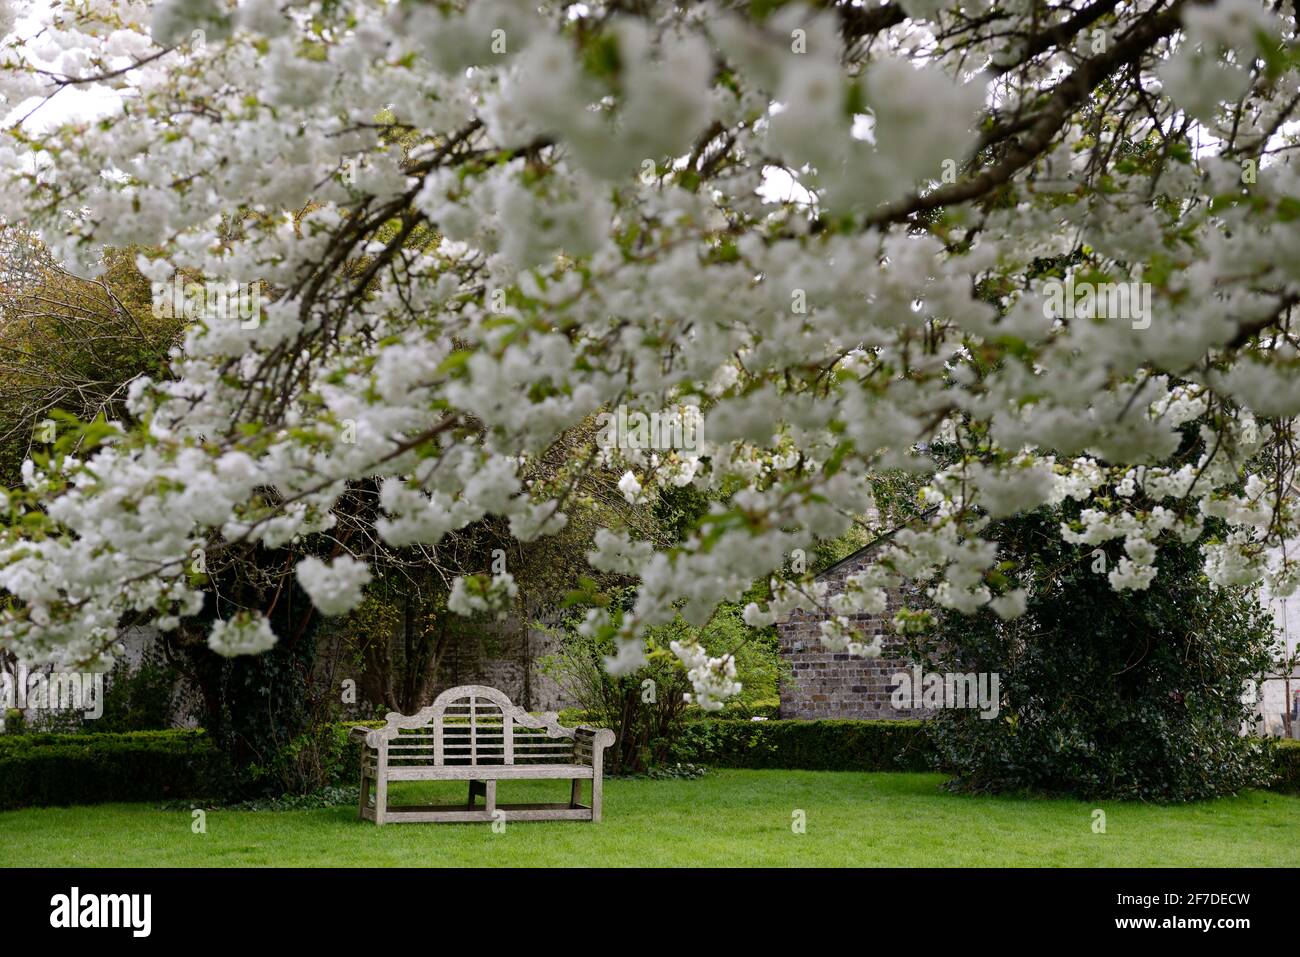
670,718,936,772
0,729,219,810
1274,739,1300,794
1,723,1297,809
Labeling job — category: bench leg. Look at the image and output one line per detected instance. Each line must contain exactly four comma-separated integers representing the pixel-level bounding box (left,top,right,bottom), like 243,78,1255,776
467,780,496,815
591,773,602,823
358,765,368,821
570,778,582,808
374,774,387,827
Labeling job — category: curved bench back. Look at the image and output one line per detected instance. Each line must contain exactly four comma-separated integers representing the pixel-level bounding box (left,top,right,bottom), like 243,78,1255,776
377,685,579,769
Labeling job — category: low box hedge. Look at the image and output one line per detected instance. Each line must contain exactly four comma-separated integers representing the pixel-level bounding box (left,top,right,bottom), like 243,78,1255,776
1,723,1297,809
670,718,937,772
0,728,206,753
1273,739,1300,793
0,729,218,810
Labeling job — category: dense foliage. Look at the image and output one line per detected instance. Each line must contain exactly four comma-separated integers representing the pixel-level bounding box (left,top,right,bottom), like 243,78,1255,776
922,509,1278,800
671,717,936,771
5,722,1297,809
544,595,781,772
0,238,181,487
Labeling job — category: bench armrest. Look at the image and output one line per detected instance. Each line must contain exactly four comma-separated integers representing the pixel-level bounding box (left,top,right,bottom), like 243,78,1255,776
574,727,616,767
350,726,384,749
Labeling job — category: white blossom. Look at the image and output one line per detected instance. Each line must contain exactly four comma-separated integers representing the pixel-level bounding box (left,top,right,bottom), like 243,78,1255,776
295,556,372,617
207,613,278,658
0,0,1295,714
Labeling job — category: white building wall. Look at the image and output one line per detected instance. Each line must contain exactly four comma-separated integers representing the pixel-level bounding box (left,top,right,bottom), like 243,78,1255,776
1257,545,1300,737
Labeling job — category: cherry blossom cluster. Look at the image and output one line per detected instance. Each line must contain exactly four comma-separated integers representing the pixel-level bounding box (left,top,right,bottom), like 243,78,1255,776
0,0,1297,710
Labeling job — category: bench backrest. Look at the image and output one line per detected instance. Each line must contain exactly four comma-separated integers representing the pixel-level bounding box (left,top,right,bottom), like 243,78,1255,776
375,685,584,769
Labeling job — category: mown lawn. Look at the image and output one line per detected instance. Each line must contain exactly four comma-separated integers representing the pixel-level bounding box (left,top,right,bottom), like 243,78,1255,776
1,770,1296,867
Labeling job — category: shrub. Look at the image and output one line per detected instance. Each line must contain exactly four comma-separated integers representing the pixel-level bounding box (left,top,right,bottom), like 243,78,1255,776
670,718,936,771
1273,739,1300,794
330,720,383,784
96,644,182,732
0,730,218,810
921,509,1277,803
541,627,691,774
0,729,201,753
557,698,779,728
542,597,783,774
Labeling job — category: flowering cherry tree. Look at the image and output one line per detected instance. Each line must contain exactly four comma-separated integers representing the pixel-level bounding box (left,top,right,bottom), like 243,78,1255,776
0,0,1298,710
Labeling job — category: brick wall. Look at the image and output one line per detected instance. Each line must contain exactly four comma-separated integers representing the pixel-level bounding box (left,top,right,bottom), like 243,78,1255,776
776,548,931,720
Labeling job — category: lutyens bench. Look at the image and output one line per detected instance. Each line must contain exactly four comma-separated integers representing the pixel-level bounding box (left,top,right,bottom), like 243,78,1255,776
351,684,615,825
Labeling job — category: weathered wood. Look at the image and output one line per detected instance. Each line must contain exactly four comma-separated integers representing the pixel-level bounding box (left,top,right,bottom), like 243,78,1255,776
352,684,615,826
379,804,593,824
375,742,388,827
385,764,593,781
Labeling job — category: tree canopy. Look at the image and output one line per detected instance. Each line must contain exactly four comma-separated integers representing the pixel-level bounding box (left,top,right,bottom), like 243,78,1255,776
0,0,1297,710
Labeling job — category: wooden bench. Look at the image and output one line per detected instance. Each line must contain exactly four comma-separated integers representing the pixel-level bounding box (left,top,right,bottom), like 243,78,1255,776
351,684,616,825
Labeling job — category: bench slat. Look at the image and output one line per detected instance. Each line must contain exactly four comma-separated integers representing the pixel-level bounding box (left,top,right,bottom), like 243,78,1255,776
385,764,594,781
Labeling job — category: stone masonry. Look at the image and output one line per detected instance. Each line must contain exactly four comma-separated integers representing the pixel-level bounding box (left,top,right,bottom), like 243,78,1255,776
433,611,573,713
776,546,930,720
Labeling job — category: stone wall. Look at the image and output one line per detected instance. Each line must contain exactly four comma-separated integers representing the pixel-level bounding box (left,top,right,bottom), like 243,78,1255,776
433,612,574,713
776,548,929,720
70,612,578,730
779,543,1298,735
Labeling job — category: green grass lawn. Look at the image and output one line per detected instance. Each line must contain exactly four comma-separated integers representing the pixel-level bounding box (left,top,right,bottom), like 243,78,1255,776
2,770,1296,867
